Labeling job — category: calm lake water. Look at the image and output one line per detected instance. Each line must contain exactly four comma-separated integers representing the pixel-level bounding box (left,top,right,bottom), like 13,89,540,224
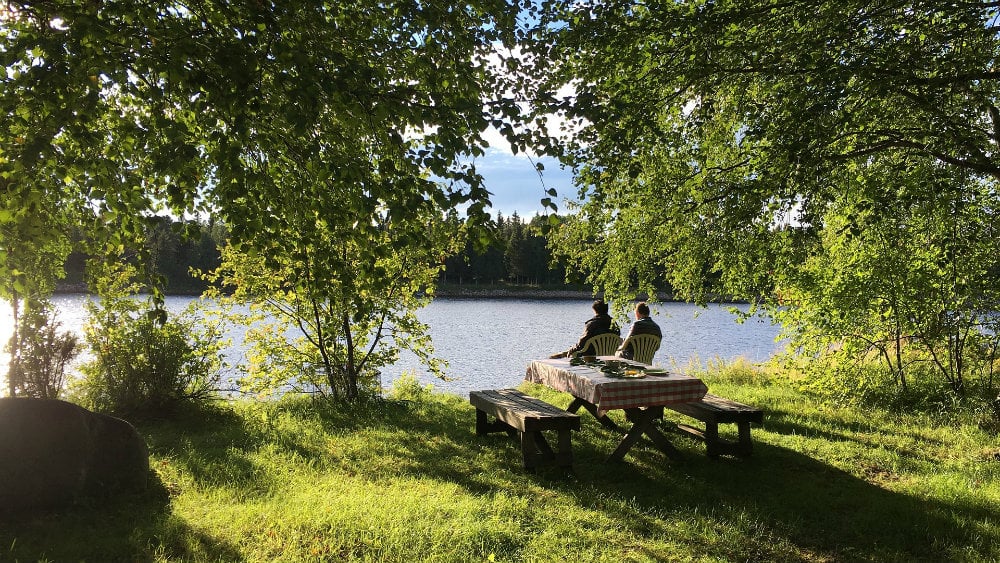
0,295,785,396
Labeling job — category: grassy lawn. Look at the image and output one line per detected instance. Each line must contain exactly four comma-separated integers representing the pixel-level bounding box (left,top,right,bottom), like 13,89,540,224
2,371,999,562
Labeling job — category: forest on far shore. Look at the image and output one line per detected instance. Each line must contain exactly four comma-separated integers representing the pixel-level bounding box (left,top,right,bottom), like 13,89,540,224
57,212,605,295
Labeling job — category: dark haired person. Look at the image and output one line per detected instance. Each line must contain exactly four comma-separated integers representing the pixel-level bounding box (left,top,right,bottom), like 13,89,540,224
549,300,620,358
618,301,662,361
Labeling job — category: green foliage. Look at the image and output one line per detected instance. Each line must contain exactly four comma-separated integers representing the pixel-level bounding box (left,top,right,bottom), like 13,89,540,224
385,371,435,402
0,0,526,277
73,262,225,415
772,160,1000,398
1,2,531,385
142,217,226,294
786,349,999,418
0,186,74,395
3,298,78,399
202,206,458,401
528,1,1000,402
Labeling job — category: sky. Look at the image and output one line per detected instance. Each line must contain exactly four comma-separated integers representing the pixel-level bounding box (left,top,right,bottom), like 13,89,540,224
474,146,577,219
471,40,582,220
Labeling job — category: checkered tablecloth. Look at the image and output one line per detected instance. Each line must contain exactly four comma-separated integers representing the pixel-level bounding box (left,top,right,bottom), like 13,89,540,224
525,357,708,416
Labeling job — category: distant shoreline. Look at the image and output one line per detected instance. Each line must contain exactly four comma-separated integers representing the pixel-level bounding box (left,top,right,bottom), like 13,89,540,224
431,286,679,301
53,283,684,302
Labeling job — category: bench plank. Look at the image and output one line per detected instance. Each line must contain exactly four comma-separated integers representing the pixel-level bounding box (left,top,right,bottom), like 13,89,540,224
664,393,763,458
470,389,581,433
470,389,580,471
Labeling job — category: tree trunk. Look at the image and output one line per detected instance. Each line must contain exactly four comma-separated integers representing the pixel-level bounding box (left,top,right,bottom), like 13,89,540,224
7,294,20,397
342,312,359,400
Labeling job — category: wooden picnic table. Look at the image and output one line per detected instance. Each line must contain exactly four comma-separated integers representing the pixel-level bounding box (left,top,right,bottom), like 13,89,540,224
525,357,708,462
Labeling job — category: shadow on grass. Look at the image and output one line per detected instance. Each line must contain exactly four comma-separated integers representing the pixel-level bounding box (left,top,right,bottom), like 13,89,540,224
0,463,243,562
759,404,951,452
12,396,988,562
141,402,278,498
361,393,994,562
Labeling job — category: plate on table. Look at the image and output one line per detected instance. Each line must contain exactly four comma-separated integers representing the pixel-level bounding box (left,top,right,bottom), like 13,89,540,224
643,368,669,376
604,368,646,379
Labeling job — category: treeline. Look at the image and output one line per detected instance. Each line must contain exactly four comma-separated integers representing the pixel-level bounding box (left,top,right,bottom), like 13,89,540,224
60,213,580,293
441,213,571,287
62,218,227,294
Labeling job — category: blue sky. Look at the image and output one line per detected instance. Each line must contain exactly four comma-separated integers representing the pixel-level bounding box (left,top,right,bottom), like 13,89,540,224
475,146,577,218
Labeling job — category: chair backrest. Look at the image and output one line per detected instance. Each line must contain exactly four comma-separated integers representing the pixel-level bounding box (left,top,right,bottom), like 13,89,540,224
582,333,624,356
619,334,661,365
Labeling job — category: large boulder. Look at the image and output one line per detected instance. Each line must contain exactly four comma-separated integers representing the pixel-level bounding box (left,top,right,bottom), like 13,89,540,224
0,397,149,512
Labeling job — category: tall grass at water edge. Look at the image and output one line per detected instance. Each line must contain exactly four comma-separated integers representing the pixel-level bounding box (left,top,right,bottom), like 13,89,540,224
2,361,999,562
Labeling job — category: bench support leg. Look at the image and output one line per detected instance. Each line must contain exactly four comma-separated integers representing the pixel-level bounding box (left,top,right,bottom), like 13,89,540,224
520,430,573,472
475,408,516,436
704,420,720,458
737,422,753,457
521,431,539,471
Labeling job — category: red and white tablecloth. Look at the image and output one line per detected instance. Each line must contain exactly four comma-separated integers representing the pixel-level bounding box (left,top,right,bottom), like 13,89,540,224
525,357,708,416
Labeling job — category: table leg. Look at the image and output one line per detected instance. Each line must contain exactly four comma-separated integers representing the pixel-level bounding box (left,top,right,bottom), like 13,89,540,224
567,397,623,433
609,406,681,462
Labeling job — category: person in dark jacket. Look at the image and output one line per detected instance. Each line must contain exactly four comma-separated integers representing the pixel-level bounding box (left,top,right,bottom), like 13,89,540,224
618,301,662,360
550,300,620,358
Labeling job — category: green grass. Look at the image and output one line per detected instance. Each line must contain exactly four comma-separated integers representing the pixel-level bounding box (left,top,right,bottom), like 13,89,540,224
2,368,999,562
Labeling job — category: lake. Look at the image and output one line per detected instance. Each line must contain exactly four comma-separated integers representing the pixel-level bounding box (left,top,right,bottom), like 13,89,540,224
0,295,786,396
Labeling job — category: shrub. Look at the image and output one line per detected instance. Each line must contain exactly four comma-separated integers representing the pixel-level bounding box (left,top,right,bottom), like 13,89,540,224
790,349,998,415
71,263,226,415
385,371,434,402
74,308,223,415
4,300,78,399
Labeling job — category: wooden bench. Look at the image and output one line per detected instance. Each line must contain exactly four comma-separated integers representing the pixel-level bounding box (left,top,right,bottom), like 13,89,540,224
664,394,764,458
470,389,581,471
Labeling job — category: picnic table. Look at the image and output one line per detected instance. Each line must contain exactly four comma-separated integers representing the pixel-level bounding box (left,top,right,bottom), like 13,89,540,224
525,357,708,462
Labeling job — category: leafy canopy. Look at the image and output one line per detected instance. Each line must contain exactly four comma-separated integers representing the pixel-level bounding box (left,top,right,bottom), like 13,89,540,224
530,0,1000,304
526,1,1000,398
1,0,531,287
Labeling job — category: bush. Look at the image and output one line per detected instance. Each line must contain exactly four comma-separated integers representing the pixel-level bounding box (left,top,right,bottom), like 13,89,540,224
4,300,78,399
70,260,226,415
385,371,434,402
74,307,223,415
791,350,999,415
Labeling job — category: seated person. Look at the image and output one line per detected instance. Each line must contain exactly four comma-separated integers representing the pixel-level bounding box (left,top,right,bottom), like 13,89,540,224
618,301,661,360
550,300,620,358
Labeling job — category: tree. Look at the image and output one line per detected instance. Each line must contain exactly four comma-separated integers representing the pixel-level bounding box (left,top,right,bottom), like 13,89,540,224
524,1,1000,400
2,1,533,399
530,0,1000,296
4,298,78,399
774,157,1000,397
204,208,459,400
504,212,527,283
1,1,527,246
0,187,73,395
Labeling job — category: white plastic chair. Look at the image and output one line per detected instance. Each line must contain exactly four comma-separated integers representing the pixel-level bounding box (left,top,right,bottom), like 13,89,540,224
581,333,624,356
616,334,661,365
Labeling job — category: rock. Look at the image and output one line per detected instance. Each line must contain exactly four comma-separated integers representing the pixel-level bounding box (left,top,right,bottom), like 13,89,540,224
0,397,149,512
